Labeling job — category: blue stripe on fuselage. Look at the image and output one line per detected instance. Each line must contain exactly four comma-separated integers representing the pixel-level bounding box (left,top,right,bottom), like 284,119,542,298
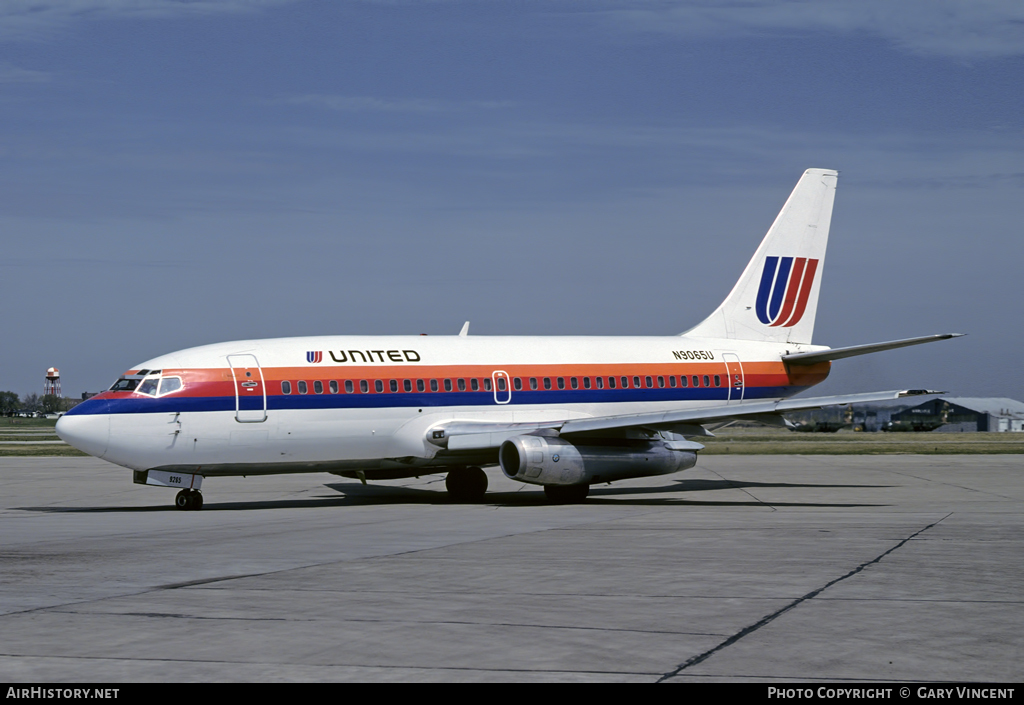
65,385,804,415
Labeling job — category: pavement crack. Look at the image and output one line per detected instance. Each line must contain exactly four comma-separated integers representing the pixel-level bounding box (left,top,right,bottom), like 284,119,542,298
698,463,777,511
656,512,954,683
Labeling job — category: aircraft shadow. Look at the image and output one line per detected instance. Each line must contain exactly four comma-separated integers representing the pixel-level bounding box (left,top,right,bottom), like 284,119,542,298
15,477,889,512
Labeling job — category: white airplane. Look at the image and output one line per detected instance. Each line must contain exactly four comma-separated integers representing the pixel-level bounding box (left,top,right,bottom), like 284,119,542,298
57,169,960,510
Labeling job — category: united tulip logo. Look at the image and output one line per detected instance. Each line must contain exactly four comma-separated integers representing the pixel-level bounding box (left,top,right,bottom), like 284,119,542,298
306,351,323,363
755,256,818,327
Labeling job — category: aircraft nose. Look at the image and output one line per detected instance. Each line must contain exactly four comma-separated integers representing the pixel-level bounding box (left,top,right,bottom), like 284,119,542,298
56,413,110,459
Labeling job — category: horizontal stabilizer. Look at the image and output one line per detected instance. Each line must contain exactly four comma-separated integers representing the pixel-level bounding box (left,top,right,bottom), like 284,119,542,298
783,334,964,365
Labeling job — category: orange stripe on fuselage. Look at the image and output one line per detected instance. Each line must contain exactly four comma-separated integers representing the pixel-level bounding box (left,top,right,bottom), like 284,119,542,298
111,361,828,398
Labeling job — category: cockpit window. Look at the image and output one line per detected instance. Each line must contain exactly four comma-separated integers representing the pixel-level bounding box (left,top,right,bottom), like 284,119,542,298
109,378,139,392
158,377,182,395
111,371,182,397
137,378,159,396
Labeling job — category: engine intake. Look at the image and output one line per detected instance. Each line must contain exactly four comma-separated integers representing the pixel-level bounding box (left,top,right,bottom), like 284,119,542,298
499,435,697,486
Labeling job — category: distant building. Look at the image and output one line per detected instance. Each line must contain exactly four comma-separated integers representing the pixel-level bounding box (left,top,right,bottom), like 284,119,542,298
851,404,909,432
890,397,1024,433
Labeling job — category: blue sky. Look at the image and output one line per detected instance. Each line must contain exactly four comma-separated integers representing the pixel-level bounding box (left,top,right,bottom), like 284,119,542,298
1,1,1022,400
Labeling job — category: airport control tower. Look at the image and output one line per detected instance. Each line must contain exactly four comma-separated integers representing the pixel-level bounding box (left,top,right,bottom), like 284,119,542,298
44,367,61,397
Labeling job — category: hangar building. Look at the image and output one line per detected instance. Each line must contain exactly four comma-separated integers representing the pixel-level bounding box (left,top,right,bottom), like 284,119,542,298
889,397,1024,433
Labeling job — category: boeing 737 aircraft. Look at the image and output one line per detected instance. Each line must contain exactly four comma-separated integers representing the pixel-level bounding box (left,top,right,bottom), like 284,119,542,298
57,169,960,509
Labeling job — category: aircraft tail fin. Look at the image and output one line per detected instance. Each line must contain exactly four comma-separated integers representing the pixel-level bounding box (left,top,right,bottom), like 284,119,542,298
683,168,838,344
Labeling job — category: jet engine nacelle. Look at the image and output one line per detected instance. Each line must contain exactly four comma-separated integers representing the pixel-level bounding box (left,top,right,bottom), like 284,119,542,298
498,435,698,486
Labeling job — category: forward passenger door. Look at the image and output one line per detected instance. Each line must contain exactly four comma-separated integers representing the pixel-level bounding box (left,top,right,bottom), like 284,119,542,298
227,354,267,423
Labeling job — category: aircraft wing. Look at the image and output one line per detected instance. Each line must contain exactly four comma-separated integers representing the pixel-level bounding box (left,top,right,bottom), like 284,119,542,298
431,389,942,451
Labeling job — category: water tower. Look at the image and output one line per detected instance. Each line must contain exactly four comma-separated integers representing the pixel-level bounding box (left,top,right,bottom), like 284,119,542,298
44,367,61,397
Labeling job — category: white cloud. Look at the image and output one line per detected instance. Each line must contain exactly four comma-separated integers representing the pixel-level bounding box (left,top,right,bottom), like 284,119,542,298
0,0,299,40
0,62,50,82
600,0,1024,59
6,1,1023,59
283,94,516,114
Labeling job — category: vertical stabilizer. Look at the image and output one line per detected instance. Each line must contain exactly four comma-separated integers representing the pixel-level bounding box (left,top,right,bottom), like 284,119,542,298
683,168,837,344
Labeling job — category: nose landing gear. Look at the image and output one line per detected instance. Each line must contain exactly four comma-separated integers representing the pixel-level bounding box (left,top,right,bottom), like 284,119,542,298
174,489,204,511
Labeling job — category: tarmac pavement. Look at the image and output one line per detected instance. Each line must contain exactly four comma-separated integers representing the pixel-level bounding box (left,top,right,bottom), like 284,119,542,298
0,455,1021,682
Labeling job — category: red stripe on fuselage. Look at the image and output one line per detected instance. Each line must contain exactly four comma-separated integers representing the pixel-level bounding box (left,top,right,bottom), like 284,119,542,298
102,361,827,400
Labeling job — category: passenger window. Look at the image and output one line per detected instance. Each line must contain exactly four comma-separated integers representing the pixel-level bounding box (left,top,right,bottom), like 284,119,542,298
390,380,398,393
714,375,721,387
657,376,665,388
484,378,492,392
543,377,551,390
444,379,453,392
404,379,412,392
608,376,616,389
595,376,603,389
583,377,591,389
557,377,565,390
497,377,507,391
345,380,354,393
645,376,653,388
360,380,369,393
530,378,538,390
570,377,578,389
513,377,522,391
430,379,438,392
703,375,710,388
375,380,384,393
668,375,676,388
330,380,339,394
680,375,688,388
621,377,629,389
282,381,292,395
298,381,308,395
692,376,699,387
633,376,641,389
314,380,323,394
458,378,466,392
159,377,182,395
471,378,479,391
417,380,426,392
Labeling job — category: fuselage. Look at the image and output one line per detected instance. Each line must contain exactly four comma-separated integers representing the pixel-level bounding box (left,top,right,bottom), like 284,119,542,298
58,334,830,477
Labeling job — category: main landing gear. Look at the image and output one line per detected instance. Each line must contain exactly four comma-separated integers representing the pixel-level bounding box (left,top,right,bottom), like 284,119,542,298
445,466,488,502
174,489,204,511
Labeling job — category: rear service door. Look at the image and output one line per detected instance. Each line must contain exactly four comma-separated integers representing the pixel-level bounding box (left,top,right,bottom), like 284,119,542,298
723,353,744,404
228,354,267,423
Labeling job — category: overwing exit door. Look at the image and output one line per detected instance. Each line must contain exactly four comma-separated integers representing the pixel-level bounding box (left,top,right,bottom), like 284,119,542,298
227,354,267,423
492,370,511,404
